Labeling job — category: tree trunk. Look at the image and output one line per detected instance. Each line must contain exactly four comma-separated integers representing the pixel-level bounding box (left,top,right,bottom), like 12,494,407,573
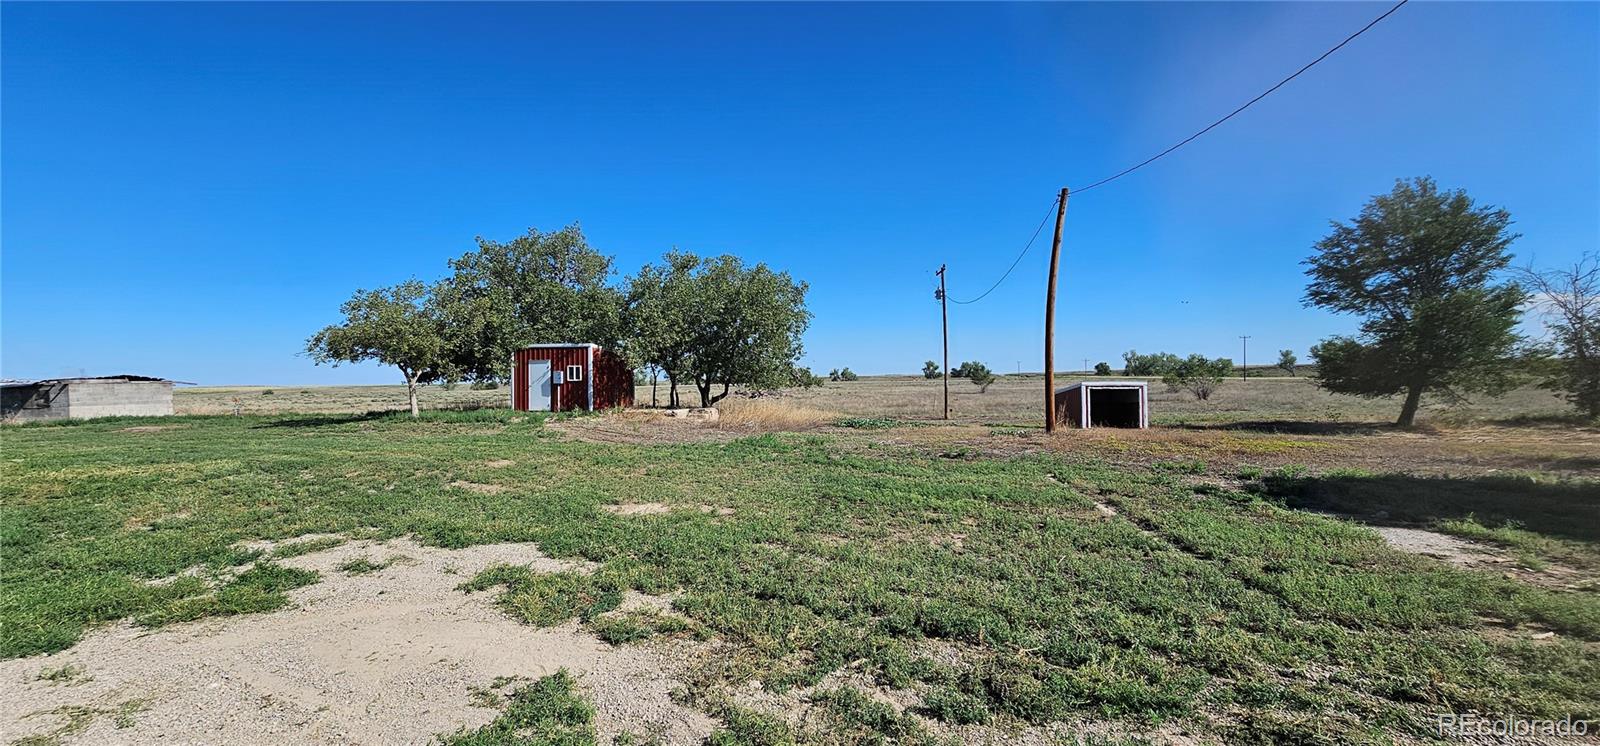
696,378,712,408
1396,383,1424,427
650,368,659,408
406,376,420,418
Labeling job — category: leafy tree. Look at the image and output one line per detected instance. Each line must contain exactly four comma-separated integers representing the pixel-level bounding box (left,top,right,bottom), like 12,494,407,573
790,366,825,388
839,367,859,382
951,361,987,379
923,361,941,379
622,252,701,407
626,252,810,407
435,225,623,382
1121,350,1180,377
1277,349,1298,376
1305,178,1524,426
1162,355,1233,401
965,362,996,393
306,280,452,417
1093,362,1112,376
1518,254,1600,417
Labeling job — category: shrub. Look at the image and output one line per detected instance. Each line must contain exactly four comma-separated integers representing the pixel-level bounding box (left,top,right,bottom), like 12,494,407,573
1277,349,1297,376
1162,355,1233,400
922,361,940,379
789,366,825,388
830,367,858,382
965,362,996,393
1094,362,1112,376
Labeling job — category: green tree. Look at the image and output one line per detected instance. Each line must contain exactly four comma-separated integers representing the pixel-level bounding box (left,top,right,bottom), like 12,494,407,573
1162,355,1232,401
306,280,452,417
923,361,941,379
1121,350,1180,377
1518,254,1600,417
435,225,622,382
1277,349,1298,376
952,361,986,378
622,252,701,407
626,252,811,407
1094,362,1112,376
965,362,996,393
790,366,825,388
1305,178,1524,426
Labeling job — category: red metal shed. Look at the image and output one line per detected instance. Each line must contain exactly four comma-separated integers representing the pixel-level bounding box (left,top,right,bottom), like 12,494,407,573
511,344,633,412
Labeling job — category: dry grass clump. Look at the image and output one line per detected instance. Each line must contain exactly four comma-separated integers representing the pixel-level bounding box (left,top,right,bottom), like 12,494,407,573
716,398,836,431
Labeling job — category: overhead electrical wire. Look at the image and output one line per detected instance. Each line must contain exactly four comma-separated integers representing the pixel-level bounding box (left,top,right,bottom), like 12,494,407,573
948,196,1060,304
1071,0,1408,194
948,0,1408,304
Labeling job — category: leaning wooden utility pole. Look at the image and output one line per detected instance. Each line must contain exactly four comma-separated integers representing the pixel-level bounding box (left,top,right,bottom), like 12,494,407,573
1043,188,1069,434
936,264,950,420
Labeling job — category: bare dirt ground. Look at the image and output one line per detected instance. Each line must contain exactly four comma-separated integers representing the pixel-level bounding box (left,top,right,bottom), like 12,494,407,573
1,538,713,746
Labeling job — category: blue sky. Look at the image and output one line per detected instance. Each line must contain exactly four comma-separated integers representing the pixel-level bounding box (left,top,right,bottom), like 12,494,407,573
3,2,1596,385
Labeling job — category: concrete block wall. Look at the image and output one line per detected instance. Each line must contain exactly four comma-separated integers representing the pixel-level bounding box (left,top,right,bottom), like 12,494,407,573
62,381,175,419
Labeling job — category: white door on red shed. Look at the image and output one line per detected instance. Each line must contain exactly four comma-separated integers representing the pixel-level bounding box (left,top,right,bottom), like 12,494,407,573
526,360,552,411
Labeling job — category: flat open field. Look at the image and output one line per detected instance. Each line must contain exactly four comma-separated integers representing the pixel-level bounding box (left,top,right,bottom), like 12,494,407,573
4,381,1596,745
183,374,1576,426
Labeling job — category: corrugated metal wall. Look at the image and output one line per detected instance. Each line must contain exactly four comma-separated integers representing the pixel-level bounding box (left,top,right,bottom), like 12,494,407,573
511,346,634,412
591,348,635,409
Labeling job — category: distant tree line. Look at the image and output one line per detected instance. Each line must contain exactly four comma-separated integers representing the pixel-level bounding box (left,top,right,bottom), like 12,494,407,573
307,225,811,415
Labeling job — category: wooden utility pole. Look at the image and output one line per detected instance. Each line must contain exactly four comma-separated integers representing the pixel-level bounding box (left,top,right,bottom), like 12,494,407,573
1043,188,1069,434
936,265,950,420
1240,335,1251,379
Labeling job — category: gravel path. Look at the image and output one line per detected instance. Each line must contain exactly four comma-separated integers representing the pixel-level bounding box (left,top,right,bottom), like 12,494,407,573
1,538,714,745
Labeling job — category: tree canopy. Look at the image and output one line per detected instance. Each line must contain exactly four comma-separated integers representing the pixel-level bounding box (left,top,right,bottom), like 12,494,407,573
1277,350,1297,375
624,252,811,407
1162,355,1232,400
305,280,451,417
435,225,622,382
1304,177,1524,426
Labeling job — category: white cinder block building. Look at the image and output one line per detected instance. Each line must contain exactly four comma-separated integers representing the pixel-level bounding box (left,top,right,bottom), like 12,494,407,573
1,376,176,423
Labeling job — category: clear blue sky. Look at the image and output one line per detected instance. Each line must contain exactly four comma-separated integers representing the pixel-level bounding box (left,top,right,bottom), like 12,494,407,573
3,2,1596,385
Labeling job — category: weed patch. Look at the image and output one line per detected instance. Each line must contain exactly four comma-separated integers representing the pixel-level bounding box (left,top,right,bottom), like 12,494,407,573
438,669,595,746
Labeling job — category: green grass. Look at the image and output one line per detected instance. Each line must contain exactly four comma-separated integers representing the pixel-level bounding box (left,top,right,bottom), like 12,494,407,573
439,669,596,746
337,555,394,575
3,412,1597,743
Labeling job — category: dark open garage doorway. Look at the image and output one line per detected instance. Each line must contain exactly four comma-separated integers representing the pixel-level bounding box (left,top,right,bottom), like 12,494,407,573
1054,381,1149,429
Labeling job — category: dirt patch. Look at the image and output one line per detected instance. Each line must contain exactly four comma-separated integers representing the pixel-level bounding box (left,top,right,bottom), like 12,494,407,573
449,480,508,495
604,502,673,516
1372,526,1505,567
551,413,740,446
119,425,182,434
0,538,711,745
482,459,515,469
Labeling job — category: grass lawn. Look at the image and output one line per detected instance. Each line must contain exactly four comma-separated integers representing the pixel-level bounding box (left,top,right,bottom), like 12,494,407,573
3,410,1597,743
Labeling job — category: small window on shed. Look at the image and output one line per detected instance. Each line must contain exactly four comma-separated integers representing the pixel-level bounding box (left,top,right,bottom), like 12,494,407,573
566,365,583,381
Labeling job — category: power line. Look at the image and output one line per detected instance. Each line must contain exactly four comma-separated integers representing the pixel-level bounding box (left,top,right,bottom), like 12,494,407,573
1071,0,1408,194
948,196,1060,305
947,0,1407,305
